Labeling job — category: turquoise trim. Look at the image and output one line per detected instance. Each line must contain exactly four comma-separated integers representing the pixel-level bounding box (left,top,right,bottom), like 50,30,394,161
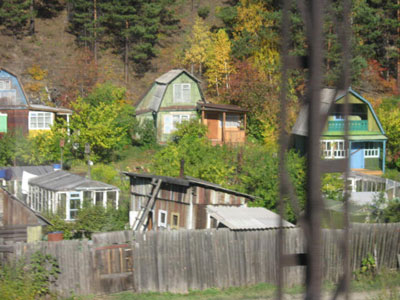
348,87,386,135
327,120,368,132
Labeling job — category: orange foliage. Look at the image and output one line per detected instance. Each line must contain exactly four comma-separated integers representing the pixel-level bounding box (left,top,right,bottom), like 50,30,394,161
362,60,398,95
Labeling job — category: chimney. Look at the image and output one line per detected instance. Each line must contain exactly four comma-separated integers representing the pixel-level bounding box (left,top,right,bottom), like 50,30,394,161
180,158,185,178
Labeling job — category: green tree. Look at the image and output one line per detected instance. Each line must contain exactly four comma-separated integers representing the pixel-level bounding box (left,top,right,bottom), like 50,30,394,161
0,0,30,37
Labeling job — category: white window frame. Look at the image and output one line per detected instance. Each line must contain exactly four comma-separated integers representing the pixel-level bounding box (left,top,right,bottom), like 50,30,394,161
224,114,241,128
364,142,380,158
67,191,82,221
321,140,346,159
29,111,54,130
0,79,11,90
173,83,191,103
158,210,167,228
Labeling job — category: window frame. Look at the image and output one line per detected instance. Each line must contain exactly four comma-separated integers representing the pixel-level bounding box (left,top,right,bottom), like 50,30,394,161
321,140,347,159
173,83,191,103
67,192,82,221
171,212,180,229
29,111,54,130
364,142,380,158
158,210,168,228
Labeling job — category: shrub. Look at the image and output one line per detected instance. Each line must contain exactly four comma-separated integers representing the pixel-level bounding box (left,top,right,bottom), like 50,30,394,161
198,6,210,19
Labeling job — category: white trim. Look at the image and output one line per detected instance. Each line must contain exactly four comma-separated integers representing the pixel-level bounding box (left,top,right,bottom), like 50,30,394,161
67,191,82,221
173,83,191,103
321,140,346,159
158,210,167,228
28,111,54,130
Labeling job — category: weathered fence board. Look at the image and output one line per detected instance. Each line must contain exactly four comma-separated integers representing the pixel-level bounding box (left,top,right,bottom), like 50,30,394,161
0,224,399,296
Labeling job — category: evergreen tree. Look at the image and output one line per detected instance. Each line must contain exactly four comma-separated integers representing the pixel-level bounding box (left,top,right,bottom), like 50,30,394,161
0,0,30,37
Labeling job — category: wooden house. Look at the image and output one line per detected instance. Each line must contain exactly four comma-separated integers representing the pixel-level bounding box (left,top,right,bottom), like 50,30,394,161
0,188,50,242
135,69,247,144
124,172,255,231
292,88,387,175
27,170,120,221
197,102,247,145
0,67,72,136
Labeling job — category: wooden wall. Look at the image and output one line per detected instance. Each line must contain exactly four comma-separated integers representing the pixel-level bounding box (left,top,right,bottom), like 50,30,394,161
1,223,399,297
0,109,29,134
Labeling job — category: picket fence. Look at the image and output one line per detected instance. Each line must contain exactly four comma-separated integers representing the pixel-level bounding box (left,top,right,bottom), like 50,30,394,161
0,223,399,297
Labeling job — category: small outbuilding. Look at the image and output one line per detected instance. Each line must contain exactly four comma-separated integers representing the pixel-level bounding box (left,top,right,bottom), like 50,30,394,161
207,206,295,230
124,172,255,231
27,171,120,221
0,188,50,242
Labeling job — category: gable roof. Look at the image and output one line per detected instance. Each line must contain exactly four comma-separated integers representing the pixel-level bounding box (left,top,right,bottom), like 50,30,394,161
155,69,201,84
136,69,204,115
124,172,255,200
29,170,119,192
292,88,385,137
207,206,295,230
0,67,30,108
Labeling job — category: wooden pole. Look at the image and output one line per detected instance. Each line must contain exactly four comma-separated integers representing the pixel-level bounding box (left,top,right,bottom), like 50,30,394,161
222,112,226,143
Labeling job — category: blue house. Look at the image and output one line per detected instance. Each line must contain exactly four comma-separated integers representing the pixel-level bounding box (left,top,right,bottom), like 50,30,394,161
292,88,387,174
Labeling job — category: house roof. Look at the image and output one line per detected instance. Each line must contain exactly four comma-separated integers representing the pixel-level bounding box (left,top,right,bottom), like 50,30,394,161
136,69,205,115
155,69,201,84
124,172,256,200
197,102,248,113
292,88,385,137
29,104,72,114
29,170,119,192
1,165,54,181
207,206,295,230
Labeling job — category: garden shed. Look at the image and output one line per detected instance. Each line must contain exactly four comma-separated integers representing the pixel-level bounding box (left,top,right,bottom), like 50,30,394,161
27,170,120,221
124,172,255,231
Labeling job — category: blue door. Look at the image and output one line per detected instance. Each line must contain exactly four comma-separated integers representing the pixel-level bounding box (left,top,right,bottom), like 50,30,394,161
350,142,364,169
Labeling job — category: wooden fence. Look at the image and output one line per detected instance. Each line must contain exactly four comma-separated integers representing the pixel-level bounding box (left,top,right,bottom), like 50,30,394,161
0,223,399,297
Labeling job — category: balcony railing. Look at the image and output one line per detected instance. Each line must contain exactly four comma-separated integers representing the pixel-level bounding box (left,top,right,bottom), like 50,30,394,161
327,120,368,132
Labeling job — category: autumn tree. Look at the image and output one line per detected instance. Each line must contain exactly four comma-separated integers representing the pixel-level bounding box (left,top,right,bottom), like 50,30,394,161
205,29,234,96
184,16,211,75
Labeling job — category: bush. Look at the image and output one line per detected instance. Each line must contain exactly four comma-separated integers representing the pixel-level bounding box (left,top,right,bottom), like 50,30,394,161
198,6,210,19
0,251,59,300
134,119,156,147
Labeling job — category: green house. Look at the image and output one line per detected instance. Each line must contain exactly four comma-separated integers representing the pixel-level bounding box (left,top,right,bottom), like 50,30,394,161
292,88,387,174
135,69,206,143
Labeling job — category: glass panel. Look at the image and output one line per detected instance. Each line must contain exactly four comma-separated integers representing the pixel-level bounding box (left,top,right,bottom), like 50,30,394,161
95,192,103,206
174,84,182,102
37,113,44,128
70,210,78,220
107,191,116,208
70,198,80,209
57,193,66,219
182,84,191,101
45,113,52,128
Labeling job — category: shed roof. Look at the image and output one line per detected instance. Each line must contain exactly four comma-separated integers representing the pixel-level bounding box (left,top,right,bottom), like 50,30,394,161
1,165,54,181
29,170,118,192
155,69,201,84
207,206,295,230
124,172,255,200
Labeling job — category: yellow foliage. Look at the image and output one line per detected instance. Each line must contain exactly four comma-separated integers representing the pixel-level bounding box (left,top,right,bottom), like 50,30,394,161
234,0,267,36
184,17,211,72
24,82,43,93
27,64,48,81
205,29,235,94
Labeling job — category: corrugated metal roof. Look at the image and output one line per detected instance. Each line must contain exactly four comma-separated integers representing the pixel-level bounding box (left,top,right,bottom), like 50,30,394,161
155,69,200,84
29,170,118,192
207,206,295,230
2,165,54,180
123,172,255,199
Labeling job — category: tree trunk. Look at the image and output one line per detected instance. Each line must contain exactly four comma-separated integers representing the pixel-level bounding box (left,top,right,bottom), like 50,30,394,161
93,0,97,64
29,0,35,35
124,20,129,85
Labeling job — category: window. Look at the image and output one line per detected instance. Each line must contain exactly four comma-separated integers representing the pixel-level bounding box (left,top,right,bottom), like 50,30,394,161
225,114,240,128
0,79,11,90
158,210,167,228
0,113,7,133
364,142,379,158
29,111,53,130
171,213,180,229
68,192,81,220
321,140,346,159
164,114,192,134
95,191,104,206
173,84,191,103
